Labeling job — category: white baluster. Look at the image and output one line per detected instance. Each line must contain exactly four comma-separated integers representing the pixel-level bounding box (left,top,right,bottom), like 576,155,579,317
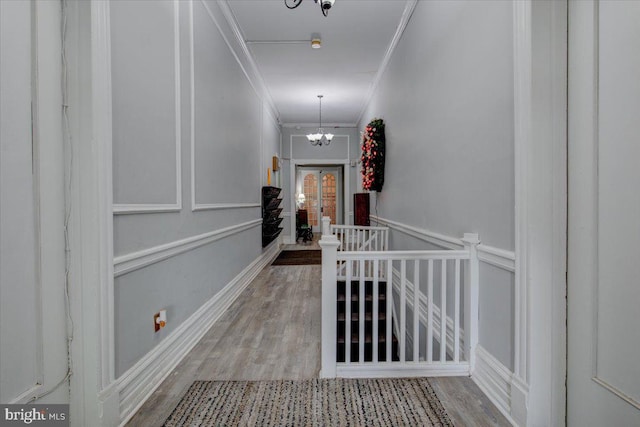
359,259,365,363
427,259,434,363
373,259,379,363
345,260,352,365
400,260,406,363
440,259,447,362
413,260,420,363
454,258,461,363
386,259,393,362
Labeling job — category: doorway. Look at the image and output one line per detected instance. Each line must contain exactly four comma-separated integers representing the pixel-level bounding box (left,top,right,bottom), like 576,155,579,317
296,166,343,232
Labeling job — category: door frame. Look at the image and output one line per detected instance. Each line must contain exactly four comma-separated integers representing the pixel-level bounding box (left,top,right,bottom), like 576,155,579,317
290,159,349,240
510,1,567,425
296,166,343,232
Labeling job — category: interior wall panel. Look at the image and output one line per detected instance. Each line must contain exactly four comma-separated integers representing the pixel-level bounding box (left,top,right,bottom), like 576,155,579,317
192,0,261,207
111,0,179,205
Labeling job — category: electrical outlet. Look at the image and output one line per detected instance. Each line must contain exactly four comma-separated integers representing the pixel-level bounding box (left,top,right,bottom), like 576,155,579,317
154,309,167,332
154,312,161,332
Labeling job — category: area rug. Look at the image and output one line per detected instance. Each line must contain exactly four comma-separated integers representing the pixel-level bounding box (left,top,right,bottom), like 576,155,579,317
163,378,452,426
271,250,321,265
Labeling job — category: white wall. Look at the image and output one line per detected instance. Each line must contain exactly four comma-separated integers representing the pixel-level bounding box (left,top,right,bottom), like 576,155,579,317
109,0,280,376
359,0,515,370
1,0,68,405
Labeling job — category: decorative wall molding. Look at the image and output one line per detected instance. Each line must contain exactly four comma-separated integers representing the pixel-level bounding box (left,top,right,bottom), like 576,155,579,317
512,0,531,387
114,219,262,277
356,0,418,125
371,215,462,250
116,239,281,425
216,0,278,119
113,0,182,215
189,0,263,212
473,345,524,426
191,203,261,212
371,215,515,272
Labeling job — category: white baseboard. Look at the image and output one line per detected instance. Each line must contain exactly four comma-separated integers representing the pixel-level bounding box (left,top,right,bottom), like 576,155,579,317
116,239,281,425
473,345,525,426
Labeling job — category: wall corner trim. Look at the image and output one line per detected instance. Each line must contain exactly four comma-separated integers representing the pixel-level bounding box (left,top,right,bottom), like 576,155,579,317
115,239,281,425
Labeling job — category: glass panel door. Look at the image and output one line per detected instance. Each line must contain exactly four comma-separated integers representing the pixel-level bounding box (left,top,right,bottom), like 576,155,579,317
302,172,319,227
321,172,337,224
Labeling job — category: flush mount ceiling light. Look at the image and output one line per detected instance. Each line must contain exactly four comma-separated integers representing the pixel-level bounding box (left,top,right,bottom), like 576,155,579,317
307,95,333,146
285,0,336,17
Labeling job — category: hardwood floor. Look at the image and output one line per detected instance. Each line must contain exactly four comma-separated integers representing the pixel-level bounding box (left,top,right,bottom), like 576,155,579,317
126,252,511,426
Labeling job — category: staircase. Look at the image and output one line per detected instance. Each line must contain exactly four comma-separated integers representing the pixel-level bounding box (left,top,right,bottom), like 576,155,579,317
336,279,399,363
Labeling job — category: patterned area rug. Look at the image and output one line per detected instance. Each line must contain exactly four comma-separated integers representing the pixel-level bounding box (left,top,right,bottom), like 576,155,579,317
163,378,452,426
271,250,321,265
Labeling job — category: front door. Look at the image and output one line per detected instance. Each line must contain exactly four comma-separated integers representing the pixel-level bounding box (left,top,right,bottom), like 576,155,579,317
298,167,342,232
567,1,640,425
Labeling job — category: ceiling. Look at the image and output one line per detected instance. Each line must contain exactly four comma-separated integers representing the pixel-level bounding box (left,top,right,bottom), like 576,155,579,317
226,0,414,126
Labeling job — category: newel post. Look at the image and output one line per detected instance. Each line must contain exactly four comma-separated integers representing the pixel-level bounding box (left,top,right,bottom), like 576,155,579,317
322,216,332,236
462,233,480,374
319,232,340,378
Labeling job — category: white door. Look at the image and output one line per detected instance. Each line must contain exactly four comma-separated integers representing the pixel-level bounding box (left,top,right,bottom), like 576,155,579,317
297,167,342,232
567,1,640,425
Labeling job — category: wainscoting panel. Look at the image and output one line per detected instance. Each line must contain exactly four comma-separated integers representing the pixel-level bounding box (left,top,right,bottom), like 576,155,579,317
111,0,182,213
116,239,281,424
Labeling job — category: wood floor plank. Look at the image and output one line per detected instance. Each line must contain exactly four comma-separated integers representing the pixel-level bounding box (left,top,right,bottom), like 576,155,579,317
126,259,511,427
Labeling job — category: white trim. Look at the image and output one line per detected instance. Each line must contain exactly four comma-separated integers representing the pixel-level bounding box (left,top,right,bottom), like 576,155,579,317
114,219,262,277
65,0,119,423
473,345,523,427
477,244,516,273
281,122,357,128
356,0,418,125
189,0,263,212
371,215,462,250
92,0,117,392
192,203,261,212
113,0,182,215
9,385,45,405
337,363,470,379
112,204,182,215
216,0,279,120
371,215,515,272
512,0,531,387
117,239,281,426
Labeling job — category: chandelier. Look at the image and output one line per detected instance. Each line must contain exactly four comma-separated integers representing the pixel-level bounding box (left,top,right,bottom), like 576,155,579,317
285,0,336,17
307,95,333,146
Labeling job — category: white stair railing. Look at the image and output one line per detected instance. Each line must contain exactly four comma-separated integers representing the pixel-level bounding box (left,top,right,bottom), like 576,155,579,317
319,217,479,379
325,218,390,278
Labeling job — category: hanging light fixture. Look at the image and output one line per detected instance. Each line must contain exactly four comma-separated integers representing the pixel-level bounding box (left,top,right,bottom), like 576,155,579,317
285,0,336,17
307,95,334,146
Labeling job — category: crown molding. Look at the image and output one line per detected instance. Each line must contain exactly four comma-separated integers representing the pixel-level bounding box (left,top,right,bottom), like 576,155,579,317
281,122,357,129
356,0,418,126
215,0,280,122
